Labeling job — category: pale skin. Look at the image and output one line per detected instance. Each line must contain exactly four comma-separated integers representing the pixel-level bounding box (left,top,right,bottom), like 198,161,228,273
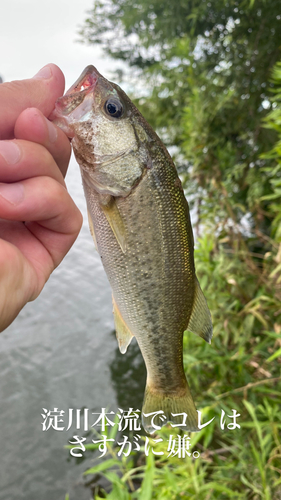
0,64,83,332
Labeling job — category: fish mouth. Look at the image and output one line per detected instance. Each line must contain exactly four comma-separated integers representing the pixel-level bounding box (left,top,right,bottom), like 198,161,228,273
50,65,101,137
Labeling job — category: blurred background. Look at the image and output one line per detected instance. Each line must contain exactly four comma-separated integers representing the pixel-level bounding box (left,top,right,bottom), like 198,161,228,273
0,0,115,85
1,0,281,499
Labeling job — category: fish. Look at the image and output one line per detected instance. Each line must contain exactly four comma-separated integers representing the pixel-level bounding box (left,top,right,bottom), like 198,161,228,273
51,65,212,434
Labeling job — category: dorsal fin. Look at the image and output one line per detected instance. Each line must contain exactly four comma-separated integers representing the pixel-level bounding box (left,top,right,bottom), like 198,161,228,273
187,278,213,344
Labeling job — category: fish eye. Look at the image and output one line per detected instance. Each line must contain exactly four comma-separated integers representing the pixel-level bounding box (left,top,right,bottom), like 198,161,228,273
104,98,123,118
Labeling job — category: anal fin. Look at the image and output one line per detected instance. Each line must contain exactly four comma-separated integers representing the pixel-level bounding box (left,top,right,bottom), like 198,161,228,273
187,278,213,344
112,295,134,354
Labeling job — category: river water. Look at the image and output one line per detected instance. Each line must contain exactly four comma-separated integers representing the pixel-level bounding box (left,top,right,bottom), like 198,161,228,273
0,156,146,500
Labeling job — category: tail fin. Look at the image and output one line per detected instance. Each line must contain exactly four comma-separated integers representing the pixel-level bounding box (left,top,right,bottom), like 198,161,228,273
141,383,199,434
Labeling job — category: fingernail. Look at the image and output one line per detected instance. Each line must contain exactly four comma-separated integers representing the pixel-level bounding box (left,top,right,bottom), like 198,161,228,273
0,141,21,164
33,64,52,80
46,119,58,143
0,182,24,205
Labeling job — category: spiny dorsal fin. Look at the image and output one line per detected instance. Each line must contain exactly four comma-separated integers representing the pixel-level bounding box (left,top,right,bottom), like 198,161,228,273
187,278,213,344
112,295,134,354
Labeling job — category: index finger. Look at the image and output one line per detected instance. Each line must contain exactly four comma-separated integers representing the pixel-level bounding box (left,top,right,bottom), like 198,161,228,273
0,64,65,140
14,108,71,178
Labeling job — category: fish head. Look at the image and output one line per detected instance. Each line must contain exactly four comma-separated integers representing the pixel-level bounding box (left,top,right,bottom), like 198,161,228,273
51,65,154,197
50,65,100,139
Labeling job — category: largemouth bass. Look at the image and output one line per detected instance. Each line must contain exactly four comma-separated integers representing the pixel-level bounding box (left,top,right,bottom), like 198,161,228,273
52,65,212,434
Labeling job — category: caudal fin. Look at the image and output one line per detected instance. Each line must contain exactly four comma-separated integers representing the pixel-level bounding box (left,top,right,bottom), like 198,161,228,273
141,383,199,434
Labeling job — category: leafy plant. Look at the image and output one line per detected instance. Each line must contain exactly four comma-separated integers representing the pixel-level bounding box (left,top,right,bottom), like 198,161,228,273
77,3,281,498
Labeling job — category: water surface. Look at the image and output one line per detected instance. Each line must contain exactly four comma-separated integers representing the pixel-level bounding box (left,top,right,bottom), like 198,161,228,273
0,157,145,499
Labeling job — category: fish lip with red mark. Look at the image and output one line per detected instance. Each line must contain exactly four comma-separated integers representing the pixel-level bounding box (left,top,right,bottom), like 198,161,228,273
50,65,101,138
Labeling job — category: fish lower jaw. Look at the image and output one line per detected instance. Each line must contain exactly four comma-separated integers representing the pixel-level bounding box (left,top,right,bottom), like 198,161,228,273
50,113,75,138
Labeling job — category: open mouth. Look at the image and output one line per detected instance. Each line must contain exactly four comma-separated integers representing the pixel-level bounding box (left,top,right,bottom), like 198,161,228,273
63,65,100,99
50,65,101,137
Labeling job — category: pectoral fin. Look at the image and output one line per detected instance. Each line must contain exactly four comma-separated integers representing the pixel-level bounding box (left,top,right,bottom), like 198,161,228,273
100,198,127,253
187,278,213,344
87,209,98,251
112,296,134,354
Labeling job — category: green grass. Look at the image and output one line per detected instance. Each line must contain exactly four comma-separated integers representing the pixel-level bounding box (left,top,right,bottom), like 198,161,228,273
80,235,281,499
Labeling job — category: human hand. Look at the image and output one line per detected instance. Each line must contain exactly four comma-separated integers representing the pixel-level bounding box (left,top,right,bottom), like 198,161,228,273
0,64,83,331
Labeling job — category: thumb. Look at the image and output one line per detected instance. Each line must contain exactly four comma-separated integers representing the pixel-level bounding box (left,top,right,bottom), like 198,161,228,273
0,64,65,140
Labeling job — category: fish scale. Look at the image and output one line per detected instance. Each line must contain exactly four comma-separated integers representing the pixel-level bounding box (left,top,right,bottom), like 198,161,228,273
52,65,213,434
